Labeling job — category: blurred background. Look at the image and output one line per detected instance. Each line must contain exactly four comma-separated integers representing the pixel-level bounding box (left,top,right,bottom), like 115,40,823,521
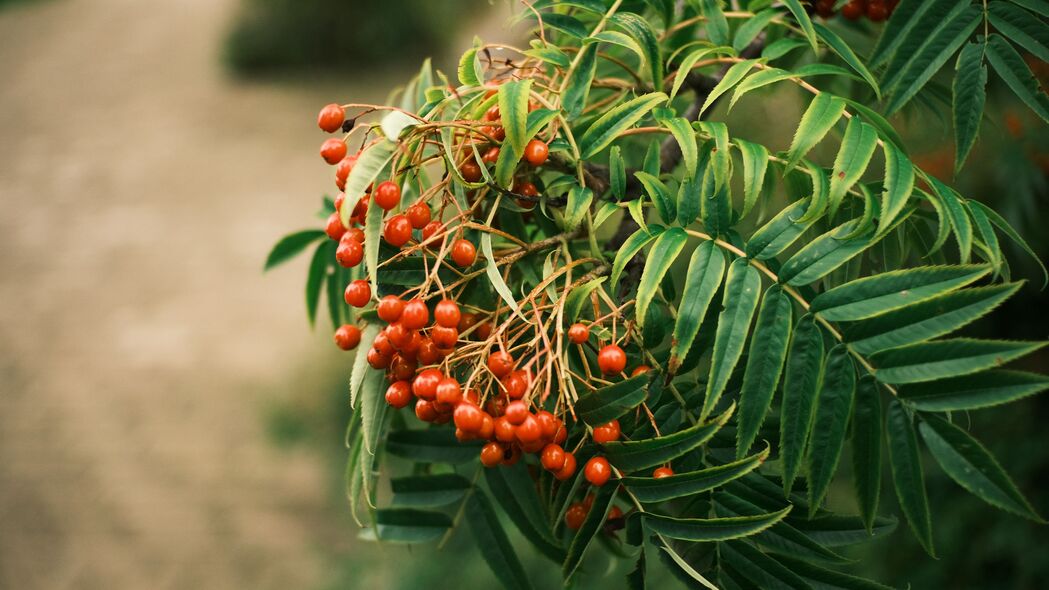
0,0,1045,589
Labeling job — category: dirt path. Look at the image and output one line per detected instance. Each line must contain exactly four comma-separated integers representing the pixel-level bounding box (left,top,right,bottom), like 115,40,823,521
0,0,397,587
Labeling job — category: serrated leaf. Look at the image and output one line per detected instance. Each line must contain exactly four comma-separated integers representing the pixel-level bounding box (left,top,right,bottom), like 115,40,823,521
966,198,1002,274
663,117,699,177
349,323,381,408
886,400,935,555
563,44,599,118
623,448,768,503
736,287,792,458
499,79,532,155
564,184,595,231
390,474,471,508
968,200,1048,287
657,537,720,590
481,232,523,319
953,41,987,173
671,45,737,100
878,142,915,235
358,363,388,455
610,13,664,91
775,555,894,590
828,118,878,219
374,508,451,543
305,241,331,326
586,30,648,69
644,507,791,542
699,0,729,45
466,491,535,590
843,283,1020,354
340,139,397,227
703,259,762,419
720,540,812,590
714,492,848,564
781,0,819,51
781,315,824,495
870,0,949,68
363,186,385,295
611,226,663,290
807,345,857,515
610,145,626,200
897,369,1049,411
919,413,1043,521
541,12,589,38
484,463,565,561
524,40,570,67
700,59,759,116
676,173,701,227
778,219,876,286
669,241,726,373
1008,0,1049,16
576,372,652,426
789,513,897,547
385,428,485,464
810,265,990,321
730,64,855,111
813,22,881,99
927,177,973,262
635,171,675,224
458,45,483,87
796,159,830,224
736,139,769,220
636,228,687,331
734,8,778,52
787,93,846,170
851,377,883,533
603,405,734,472
745,198,817,260
579,92,668,158
988,2,1049,63
871,339,1046,385
563,484,618,580
266,229,326,271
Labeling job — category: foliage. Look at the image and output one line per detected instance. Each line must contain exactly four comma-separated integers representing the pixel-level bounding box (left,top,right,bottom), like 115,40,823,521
268,1,1049,587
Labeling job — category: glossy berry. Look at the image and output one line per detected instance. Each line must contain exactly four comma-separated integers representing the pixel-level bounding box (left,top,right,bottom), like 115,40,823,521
415,399,438,422
592,419,621,444
390,355,416,382
653,466,674,479
841,0,864,20
451,239,477,267
515,414,542,444
373,181,401,210
565,503,587,530
435,377,462,405
335,235,363,268
567,323,589,344
501,371,528,400
536,409,558,438
540,444,566,472
487,351,514,378
474,322,493,341
504,400,528,425
320,138,347,165
555,452,577,481
484,105,500,121
325,212,347,241
383,214,413,247
481,124,505,141
453,402,484,432
481,146,500,164
434,300,461,328
345,227,365,243
598,344,627,375
344,279,371,307
584,456,612,487
406,202,431,229
401,299,429,330
480,442,504,467
421,220,443,242
317,103,345,133
377,295,405,323
460,160,482,183
631,365,651,377
486,395,509,418
494,416,516,443
478,413,495,440
334,325,361,350
385,381,412,408
385,322,413,349
431,325,458,349
412,368,443,401
524,139,549,166
335,156,355,189
367,347,391,369
372,332,395,356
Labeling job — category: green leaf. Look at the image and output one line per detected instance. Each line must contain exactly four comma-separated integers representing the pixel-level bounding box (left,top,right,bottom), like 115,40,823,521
563,44,599,118
988,2,1049,63
623,448,769,503
828,118,878,219
843,283,1020,355
730,64,856,111
340,139,397,228
786,93,846,171
796,159,830,224
1009,0,1049,17
714,492,848,564
736,139,769,220
676,174,701,227
919,413,1043,521
807,345,857,516
745,198,817,260
927,177,973,262
736,287,792,458
358,363,388,455
610,146,626,200
576,372,652,426
733,8,778,52
898,369,1049,411
953,41,987,174
700,59,759,117
635,171,676,224
644,507,791,542
781,315,824,495
563,484,618,580
700,0,729,45
851,377,883,533
877,142,915,235
494,133,523,188
363,174,387,295
610,13,664,91
603,405,734,472
466,491,536,590
970,199,1049,287
812,22,882,98
884,4,982,115
671,45,737,100
266,230,326,270
305,241,330,326
871,339,1046,385
663,117,699,177
719,540,812,590
498,79,532,155
636,228,688,329
386,428,485,464
886,400,935,556
669,241,726,373
541,13,588,38
774,555,894,590
565,277,607,322
481,232,523,319
656,536,720,589
349,323,381,408
781,0,819,51
484,463,565,561
586,30,648,68
458,45,483,86
579,92,668,158
564,185,595,231
870,0,947,68
778,219,876,286
611,226,663,291
789,513,897,547
966,199,1002,274
325,263,346,329
524,40,571,67
810,265,990,321
374,509,451,543
390,474,471,508
703,259,762,419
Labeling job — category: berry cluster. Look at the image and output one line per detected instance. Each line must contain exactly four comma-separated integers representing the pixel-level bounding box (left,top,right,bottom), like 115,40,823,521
813,0,898,21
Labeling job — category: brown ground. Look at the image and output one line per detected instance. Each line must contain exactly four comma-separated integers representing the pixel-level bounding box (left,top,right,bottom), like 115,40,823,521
0,0,458,587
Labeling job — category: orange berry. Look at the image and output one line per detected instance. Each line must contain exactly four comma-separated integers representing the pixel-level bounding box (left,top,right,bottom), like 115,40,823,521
317,103,345,133
343,279,371,307
584,456,612,486
480,442,504,467
376,295,404,323
653,466,674,479
555,452,577,481
320,138,347,165
374,180,401,210
567,323,589,344
487,350,515,378
431,325,459,349
515,414,542,444
597,344,627,375
385,380,412,408
524,139,549,166
453,402,484,432
334,325,361,350
504,400,528,425
631,365,651,377
406,202,431,229
383,214,413,247
434,300,461,328
592,419,621,444
325,212,347,241
540,444,567,472
451,239,477,267
436,377,463,406
565,503,587,529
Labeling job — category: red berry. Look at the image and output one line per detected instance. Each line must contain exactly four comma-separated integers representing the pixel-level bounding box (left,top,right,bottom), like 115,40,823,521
390,354,417,382
334,325,361,350
412,368,443,401
598,344,627,375
335,156,355,188
474,322,493,341
480,442,504,467
335,235,363,268
516,414,542,444
609,505,624,520
436,377,462,405
383,214,413,247
501,371,528,400
478,412,495,440
317,103,345,133
540,444,567,472
482,146,500,164
486,394,509,418
504,400,528,425
481,125,505,141
421,220,443,242
631,365,651,377
320,138,347,165
514,181,539,197
406,202,431,229
567,323,589,344
451,239,477,267
417,337,440,365
377,295,405,323
494,416,516,443
524,139,549,167
372,331,395,356
367,347,391,369
415,399,438,422
502,445,522,466
434,300,461,328
536,410,558,438
653,466,674,479
344,279,371,307
592,419,621,444
374,181,401,210
555,452,577,481
553,424,568,445
487,351,515,378
385,381,412,408
453,402,483,432
401,299,429,330
386,322,413,349
345,227,365,243
867,0,888,21
484,105,500,121
841,0,864,20
431,325,458,349
584,456,612,486
460,161,483,183
565,503,587,529
325,212,347,241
